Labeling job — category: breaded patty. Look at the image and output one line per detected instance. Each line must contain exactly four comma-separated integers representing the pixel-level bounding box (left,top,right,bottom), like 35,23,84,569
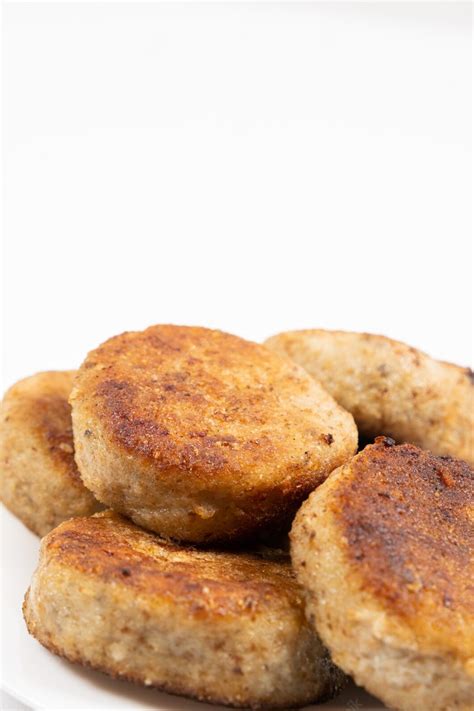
24,511,345,709
70,325,357,543
291,437,474,711
0,372,102,536
265,329,474,463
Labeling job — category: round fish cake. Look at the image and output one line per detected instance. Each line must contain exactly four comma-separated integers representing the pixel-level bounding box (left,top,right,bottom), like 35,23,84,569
265,329,474,464
291,437,474,711
70,325,357,543
0,371,102,536
24,511,346,709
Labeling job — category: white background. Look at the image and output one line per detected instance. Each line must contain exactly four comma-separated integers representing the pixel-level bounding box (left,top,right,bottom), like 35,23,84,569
3,2,473,390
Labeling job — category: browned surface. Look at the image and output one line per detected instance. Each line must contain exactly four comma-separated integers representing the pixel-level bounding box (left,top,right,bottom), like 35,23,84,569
290,439,474,710
77,325,351,476
70,325,356,541
31,392,81,481
3,372,79,483
24,510,345,708
0,371,102,536
45,511,299,617
334,438,474,655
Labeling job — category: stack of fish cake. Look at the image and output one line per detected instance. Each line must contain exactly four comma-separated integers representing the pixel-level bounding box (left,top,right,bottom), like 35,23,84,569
2,324,472,710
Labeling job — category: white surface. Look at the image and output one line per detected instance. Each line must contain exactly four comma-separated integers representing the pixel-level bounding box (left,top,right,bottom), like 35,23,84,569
1,506,385,710
3,1,473,394
1,690,30,711
2,2,472,709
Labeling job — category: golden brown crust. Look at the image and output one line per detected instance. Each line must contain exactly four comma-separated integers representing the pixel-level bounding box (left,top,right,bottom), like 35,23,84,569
45,512,298,618
4,371,79,482
0,372,102,536
24,511,346,709
77,326,347,475
334,438,474,660
290,440,474,711
265,329,474,463
71,325,357,542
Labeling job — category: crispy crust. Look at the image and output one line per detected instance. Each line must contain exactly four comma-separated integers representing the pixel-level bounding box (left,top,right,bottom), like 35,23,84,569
335,438,473,640
70,325,357,542
40,512,298,616
23,511,346,709
0,372,102,536
265,329,474,463
291,439,474,711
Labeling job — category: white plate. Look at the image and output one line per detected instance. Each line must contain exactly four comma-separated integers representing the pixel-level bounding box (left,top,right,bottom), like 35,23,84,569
1,506,386,710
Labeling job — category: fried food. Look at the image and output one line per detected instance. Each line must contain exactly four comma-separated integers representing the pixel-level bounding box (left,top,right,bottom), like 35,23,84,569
24,511,345,709
291,437,474,711
0,371,102,536
70,325,357,543
265,329,474,463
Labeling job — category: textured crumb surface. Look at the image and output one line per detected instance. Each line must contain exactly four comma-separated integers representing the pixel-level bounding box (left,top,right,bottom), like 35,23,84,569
265,329,474,464
291,438,474,711
0,371,102,536
70,324,357,542
24,511,346,709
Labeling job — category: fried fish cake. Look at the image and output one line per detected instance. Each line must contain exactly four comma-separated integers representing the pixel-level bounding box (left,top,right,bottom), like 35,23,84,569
265,329,474,464
24,511,345,709
291,438,474,711
70,325,357,543
0,371,102,536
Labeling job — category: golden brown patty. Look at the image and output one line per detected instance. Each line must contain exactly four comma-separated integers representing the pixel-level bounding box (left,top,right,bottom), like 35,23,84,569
291,438,474,711
265,329,474,463
70,325,357,542
24,511,346,709
0,371,102,536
